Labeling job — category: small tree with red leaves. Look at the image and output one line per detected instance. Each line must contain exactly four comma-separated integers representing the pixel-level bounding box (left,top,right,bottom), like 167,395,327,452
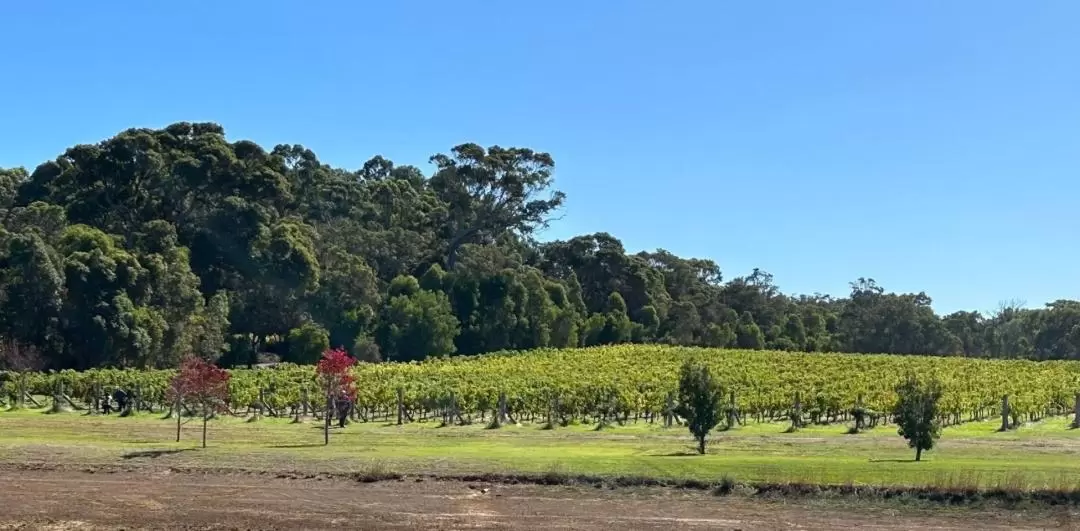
169,357,231,448
316,348,357,445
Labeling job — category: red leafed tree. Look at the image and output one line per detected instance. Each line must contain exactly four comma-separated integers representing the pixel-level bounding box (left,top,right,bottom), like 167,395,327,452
316,348,357,445
169,357,231,448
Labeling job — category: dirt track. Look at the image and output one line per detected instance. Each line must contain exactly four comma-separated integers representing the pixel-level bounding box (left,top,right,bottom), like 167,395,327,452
0,469,1074,530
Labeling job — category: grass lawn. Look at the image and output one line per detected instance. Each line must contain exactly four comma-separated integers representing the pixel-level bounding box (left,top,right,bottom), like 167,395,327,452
3,407,1080,490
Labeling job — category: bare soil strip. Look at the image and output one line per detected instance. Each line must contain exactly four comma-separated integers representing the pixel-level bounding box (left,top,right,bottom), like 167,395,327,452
0,468,1073,530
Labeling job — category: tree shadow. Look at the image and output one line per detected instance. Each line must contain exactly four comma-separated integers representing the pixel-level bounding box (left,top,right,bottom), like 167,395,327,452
868,458,918,463
268,443,325,449
121,449,192,460
655,451,702,457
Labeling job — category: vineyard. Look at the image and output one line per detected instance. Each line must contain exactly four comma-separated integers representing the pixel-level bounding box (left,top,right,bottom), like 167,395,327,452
4,346,1080,429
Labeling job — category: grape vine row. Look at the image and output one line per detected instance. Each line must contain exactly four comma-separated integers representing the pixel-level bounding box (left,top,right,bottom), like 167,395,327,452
4,346,1079,428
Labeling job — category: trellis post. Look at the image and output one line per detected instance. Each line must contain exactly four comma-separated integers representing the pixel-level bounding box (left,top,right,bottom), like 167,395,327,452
664,392,674,428
790,391,803,431
396,387,404,425
1000,394,1010,431
1072,393,1080,429
498,391,508,425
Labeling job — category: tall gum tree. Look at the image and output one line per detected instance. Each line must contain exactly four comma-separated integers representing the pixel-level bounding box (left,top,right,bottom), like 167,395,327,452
429,144,564,271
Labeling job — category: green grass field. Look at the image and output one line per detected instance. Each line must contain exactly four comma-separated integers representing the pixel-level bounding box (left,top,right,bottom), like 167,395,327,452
4,406,1080,491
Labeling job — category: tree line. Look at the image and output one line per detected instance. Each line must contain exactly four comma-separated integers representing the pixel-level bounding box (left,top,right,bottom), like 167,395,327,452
0,122,1075,370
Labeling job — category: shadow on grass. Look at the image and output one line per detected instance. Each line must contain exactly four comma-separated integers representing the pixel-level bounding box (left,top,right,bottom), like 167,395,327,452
655,451,704,457
868,458,918,463
268,443,326,449
42,408,75,416
121,449,192,460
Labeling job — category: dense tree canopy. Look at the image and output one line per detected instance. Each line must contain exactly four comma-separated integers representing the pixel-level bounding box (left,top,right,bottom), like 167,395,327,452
0,123,1075,369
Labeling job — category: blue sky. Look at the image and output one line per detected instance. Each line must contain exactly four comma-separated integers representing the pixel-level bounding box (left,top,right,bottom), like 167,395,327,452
2,1,1077,314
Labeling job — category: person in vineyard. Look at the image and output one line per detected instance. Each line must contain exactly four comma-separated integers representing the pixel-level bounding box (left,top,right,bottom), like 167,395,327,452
101,390,113,414
335,389,353,428
112,388,129,414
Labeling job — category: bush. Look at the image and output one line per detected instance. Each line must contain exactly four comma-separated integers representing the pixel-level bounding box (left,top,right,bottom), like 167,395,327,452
284,323,331,364
894,374,943,461
675,359,724,454
352,334,382,363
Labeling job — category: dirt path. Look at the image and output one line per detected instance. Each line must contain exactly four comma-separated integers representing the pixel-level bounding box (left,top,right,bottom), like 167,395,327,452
0,469,1072,530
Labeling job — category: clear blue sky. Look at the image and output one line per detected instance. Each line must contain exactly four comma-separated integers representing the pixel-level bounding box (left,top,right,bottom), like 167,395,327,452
2,1,1077,314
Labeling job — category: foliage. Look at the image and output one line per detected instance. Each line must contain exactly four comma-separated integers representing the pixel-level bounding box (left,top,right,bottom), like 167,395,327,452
169,356,231,447
429,144,565,270
316,347,357,445
893,374,944,461
10,345,1075,442
3,124,1080,371
316,348,357,394
735,312,765,349
376,284,459,362
285,322,331,364
675,359,725,454
171,357,231,408
352,334,382,363
190,292,230,362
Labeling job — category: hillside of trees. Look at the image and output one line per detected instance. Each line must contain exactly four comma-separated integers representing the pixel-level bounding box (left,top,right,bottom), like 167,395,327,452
0,123,1076,370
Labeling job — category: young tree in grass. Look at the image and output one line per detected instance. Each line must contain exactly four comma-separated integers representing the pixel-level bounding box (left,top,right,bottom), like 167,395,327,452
170,357,231,448
675,359,725,455
893,374,943,462
316,347,357,446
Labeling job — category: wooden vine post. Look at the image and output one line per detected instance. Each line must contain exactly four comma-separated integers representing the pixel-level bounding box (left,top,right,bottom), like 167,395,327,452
660,392,669,429
790,391,803,431
727,390,737,429
17,372,27,409
254,389,266,420
324,381,333,444
545,391,560,428
396,387,404,425
91,382,102,415
442,391,459,426
854,393,865,432
49,380,65,414
1000,394,1010,431
175,391,183,442
1072,393,1080,429
490,391,508,428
